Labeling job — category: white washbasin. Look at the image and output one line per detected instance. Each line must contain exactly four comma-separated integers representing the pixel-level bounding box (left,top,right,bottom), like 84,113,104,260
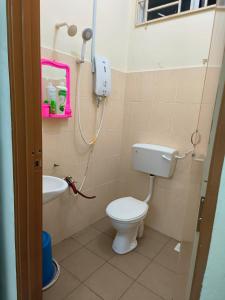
43,175,68,204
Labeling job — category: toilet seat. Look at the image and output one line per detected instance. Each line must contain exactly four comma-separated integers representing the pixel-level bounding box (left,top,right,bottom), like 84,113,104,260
106,197,148,222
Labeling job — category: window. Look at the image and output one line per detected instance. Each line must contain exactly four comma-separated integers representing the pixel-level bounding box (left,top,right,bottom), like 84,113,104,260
136,0,216,24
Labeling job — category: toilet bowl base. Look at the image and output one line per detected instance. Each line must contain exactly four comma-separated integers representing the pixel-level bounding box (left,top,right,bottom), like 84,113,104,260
112,238,138,255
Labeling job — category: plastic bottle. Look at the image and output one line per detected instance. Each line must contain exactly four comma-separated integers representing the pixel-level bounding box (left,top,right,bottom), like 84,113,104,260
57,82,67,114
50,99,57,114
47,82,57,103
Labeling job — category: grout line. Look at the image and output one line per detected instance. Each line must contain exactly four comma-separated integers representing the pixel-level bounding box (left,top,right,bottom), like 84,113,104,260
62,282,82,300
56,224,178,300
82,283,105,300
57,244,85,263
118,279,136,300
135,280,166,300
60,265,81,283
106,259,140,281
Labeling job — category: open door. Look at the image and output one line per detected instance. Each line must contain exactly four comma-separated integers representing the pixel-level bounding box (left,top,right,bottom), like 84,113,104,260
7,0,42,299
190,75,225,299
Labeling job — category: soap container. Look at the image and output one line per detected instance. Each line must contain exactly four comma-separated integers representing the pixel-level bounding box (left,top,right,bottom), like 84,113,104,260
42,104,50,118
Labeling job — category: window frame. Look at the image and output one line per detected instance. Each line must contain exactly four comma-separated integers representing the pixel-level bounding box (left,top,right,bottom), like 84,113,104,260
135,0,216,26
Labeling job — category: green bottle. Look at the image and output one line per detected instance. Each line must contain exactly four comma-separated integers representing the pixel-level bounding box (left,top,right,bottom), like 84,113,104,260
58,89,67,114
50,99,57,114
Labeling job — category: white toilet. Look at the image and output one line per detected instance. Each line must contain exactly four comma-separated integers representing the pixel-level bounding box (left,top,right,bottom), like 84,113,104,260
106,144,178,254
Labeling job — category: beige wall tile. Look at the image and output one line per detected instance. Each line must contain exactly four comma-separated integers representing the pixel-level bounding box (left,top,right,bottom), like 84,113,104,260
42,48,125,244
155,70,178,103
119,67,216,242
176,67,206,104
125,72,142,101
42,46,217,244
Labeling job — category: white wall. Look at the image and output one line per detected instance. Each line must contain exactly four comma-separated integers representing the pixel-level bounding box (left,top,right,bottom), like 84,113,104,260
127,2,215,71
41,1,216,72
0,0,17,299
40,0,132,71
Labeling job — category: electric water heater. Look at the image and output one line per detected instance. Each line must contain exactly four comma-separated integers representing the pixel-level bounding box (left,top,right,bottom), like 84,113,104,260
94,56,111,97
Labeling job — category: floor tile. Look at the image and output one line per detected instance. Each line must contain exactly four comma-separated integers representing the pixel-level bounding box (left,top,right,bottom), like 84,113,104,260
173,273,188,300
109,251,150,279
73,227,101,245
66,284,102,300
85,263,133,300
136,235,167,259
120,282,162,300
154,239,179,272
177,242,193,274
144,226,170,244
53,238,82,262
42,268,80,300
62,248,105,281
92,217,116,237
86,233,115,260
138,262,176,300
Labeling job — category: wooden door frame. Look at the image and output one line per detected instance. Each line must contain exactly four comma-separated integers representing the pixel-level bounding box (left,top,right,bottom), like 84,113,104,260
6,0,42,299
190,84,225,299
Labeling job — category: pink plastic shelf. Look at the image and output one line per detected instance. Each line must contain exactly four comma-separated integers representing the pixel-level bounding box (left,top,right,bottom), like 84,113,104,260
41,58,72,119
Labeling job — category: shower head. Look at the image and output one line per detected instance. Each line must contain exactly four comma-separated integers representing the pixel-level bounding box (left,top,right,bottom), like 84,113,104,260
77,28,93,64
55,22,77,37
82,28,93,41
67,25,77,37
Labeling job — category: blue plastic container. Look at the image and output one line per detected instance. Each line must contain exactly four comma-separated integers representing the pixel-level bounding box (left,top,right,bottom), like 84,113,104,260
42,231,55,287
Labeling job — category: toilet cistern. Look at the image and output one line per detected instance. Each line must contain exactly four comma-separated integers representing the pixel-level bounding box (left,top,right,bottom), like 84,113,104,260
106,144,178,255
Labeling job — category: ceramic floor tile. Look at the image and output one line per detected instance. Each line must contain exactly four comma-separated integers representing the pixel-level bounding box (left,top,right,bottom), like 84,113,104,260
136,235,167,259
144,226,170,244
173,273,188,300
109,251,150,279
120,282,162,300
42,268,80,300
86,233,115,260
73,226,101,245
138,262,176,300
92,217,116,237
61,247,105,281
53,238,82,262
85,263,133,300
66,284,102,300
154,239,179,272
177,242,193,274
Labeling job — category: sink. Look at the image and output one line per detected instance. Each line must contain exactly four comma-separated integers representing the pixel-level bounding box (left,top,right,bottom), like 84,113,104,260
43,175,68,204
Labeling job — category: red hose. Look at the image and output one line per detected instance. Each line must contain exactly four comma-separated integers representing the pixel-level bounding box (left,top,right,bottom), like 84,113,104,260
64,176,96,199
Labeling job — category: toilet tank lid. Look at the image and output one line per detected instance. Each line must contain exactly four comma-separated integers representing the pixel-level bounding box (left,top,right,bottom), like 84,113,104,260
132,144,177,154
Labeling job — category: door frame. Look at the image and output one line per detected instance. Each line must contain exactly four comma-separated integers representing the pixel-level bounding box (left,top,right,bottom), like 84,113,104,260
190,84,225,299
6,0,42,299
5,0,225,299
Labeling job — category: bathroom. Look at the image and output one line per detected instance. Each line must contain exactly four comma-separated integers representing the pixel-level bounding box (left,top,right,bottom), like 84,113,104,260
39,0,225,299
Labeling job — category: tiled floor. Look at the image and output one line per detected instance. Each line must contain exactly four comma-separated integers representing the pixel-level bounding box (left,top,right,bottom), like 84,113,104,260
43,217,192,300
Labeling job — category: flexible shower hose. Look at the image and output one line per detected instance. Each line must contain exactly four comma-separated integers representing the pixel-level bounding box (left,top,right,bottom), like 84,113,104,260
76,62,106,191
76,63,105,146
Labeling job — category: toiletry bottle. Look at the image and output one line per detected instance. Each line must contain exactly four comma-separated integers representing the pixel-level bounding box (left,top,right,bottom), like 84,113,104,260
50,99,57,114
57,82,67,114
47,82,57,104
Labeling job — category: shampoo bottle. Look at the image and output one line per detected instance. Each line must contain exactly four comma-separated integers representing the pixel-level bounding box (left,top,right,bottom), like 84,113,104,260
47,82,57,114
47,82,57,102
57,82,67,114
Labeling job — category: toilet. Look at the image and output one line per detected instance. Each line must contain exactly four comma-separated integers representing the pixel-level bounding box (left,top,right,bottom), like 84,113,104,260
106,144,178,254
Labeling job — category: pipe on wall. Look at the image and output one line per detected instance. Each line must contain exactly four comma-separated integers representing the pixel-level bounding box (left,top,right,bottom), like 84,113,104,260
91,0,97,72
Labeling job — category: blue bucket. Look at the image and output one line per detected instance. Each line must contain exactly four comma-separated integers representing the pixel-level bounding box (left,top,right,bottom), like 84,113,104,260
42,231,55,287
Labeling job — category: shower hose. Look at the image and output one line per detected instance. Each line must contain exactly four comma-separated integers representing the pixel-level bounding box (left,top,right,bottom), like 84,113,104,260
76,62,106,191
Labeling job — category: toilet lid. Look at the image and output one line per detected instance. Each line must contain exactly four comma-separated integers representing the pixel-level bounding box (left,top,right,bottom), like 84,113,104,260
106,197,148,222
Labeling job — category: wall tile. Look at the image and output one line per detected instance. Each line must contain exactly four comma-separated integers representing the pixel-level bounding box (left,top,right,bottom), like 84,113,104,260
42,46,217,243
